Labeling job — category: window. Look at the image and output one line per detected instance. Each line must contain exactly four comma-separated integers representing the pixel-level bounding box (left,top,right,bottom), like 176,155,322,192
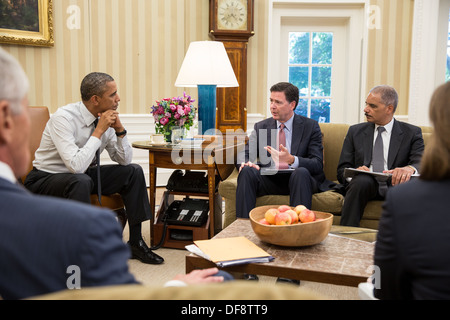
288,32,333,123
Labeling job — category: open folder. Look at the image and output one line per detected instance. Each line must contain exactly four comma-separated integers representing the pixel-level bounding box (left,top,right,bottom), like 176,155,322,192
186,236,274,268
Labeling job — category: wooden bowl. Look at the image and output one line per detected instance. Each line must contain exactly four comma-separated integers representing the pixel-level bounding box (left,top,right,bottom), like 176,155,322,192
249,205,333,247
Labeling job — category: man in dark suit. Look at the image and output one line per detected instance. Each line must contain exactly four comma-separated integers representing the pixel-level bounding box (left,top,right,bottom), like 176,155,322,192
0,48,227,300
236,82,329,219
337,85,424,227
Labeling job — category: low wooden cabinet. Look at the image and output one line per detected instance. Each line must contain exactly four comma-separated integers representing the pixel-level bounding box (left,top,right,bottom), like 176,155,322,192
132,140,243,248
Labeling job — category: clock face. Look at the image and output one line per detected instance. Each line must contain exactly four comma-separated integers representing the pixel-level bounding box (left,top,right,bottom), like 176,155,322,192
217,0,248,31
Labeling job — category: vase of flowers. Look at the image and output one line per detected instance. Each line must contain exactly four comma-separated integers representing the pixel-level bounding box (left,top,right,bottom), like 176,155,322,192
150,92,196,143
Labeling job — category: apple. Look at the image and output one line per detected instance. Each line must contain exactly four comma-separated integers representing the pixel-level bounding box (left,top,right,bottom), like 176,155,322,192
298,208,316,223
275,211,292,225
285,209,299,224
259,218,270,225
264,208,279,225
278,205,291,213
294,205,307,215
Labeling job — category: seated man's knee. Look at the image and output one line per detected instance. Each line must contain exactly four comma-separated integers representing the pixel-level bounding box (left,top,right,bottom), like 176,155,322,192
290,167,311,181
238,166,259,179
70,173,93,188
348,174,374,188
65,174,93,201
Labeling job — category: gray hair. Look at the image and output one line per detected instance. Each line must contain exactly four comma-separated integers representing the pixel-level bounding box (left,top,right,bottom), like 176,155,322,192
80,72,114,101
0,47,30,114
370,85,399,112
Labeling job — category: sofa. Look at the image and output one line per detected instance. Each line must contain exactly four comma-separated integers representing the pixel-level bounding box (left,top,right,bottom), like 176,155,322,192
30,282,325,300
218,122,433,230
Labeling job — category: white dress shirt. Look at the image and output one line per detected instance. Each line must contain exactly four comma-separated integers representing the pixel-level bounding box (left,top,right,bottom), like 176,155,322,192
0,161,16,184
33,101,132,174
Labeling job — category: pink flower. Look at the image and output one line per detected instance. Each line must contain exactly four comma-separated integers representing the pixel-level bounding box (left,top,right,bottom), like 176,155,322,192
185,106,191,113
160,117,169,126
174,113,181,120
170,104,177,112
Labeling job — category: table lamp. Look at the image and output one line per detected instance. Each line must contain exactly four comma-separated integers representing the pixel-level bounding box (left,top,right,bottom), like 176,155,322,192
175,41,239,135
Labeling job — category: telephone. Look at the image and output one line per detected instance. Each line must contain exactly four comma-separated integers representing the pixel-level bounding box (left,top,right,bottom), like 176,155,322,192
163,197,209,227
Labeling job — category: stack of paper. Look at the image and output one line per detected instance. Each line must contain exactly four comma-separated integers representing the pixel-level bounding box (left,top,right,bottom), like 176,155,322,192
186,236,274,267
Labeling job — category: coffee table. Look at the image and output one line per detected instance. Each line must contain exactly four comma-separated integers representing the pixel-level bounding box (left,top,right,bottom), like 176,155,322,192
185,219,376,287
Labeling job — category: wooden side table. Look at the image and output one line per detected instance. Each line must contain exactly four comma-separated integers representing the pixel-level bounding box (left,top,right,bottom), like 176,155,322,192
132,138,243,248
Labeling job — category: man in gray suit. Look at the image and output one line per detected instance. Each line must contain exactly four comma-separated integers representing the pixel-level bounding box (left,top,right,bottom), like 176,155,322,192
337,85,424,227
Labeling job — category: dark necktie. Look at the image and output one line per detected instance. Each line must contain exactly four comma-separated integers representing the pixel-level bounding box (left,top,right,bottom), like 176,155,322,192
373,126,387,196
278,123,289,169
93,119,102,205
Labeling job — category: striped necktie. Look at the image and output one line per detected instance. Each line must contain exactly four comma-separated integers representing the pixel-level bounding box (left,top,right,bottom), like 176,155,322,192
278,123,289,169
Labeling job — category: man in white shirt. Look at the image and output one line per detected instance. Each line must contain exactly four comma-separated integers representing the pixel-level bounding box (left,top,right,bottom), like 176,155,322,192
24,72,163,265
336,85,424,227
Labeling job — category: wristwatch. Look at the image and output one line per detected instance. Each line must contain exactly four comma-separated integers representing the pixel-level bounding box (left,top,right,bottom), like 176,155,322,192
115,129,127,137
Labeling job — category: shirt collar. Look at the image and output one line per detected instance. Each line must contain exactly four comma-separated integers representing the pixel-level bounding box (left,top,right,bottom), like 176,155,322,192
0,161,17,184
375,118,394,134
277,114,295,132
79,101,98,127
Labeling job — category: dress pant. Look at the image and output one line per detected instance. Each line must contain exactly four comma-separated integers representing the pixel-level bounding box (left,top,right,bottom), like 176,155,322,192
24,164,151,226
236,166,318,218
339,174,385,227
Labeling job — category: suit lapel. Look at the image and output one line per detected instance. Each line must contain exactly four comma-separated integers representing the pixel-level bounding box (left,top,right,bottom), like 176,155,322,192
363,124,375,167
266,118,278,149
388,120,403,169
291,115,304,155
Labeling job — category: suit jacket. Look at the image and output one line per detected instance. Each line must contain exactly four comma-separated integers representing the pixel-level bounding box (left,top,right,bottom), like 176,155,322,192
0,178,137,300
337,119,424,185
237,114,329,191
374,179,450,299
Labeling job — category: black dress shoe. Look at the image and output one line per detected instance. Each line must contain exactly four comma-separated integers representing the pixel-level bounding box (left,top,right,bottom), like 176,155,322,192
128,240,164,265
276,277,300,285
243,273,259,281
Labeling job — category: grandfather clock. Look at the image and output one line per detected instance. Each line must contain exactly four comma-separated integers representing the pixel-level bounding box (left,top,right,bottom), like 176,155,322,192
209,0,255,133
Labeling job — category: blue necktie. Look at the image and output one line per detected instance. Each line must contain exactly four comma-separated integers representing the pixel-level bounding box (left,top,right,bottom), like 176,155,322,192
93,119,102,205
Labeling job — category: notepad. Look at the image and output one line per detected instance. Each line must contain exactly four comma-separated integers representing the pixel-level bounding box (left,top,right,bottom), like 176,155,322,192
186,236,274,267
344,168,392,182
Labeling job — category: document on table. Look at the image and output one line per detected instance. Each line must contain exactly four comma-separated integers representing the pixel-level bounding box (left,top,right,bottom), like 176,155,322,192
186,236,274,267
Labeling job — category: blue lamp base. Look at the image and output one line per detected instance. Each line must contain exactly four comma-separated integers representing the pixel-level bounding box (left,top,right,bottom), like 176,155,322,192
197,85,217,135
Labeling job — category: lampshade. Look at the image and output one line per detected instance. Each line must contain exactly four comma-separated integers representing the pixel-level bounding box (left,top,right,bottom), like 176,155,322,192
175,41,239,135
175,41,239,88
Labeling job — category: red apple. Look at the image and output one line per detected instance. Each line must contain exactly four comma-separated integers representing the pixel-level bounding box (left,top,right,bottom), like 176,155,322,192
285,209,299,224
294,205,307,215
275,211,292,225
259,218,270,225
264,208,279,225
298,209,316,223
278,205,291,213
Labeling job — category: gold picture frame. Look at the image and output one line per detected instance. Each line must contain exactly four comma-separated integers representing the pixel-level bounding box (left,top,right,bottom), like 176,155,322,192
0,0,54,47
